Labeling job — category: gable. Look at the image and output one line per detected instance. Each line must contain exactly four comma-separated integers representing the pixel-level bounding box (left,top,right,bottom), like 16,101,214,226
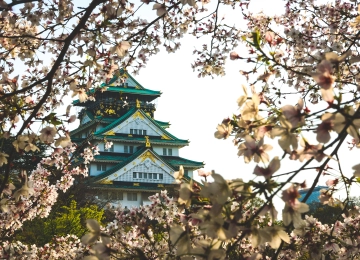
103,110,172,140
107,68,145,89
95,150,176,184
81,113,92,125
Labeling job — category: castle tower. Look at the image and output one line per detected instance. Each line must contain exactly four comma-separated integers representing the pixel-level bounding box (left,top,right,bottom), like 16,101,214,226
71,69,204,208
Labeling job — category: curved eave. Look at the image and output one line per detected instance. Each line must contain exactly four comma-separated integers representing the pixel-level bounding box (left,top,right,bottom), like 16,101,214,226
154,120,170,129
73,88,161,106
92,135,189,147
87,184,173,192
169,163,204,169
95,160,121,163
94,107,137,135
70,120,97,136
94,109,187,144
162,156,204,169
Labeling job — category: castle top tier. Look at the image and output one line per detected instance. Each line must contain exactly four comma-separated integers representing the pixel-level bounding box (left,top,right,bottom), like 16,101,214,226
73,69,161,118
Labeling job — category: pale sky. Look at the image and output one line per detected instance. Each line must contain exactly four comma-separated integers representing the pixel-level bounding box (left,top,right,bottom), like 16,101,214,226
126,0,360,205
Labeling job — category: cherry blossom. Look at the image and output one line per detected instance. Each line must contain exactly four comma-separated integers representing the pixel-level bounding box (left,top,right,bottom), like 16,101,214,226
237,135,272,163
214,120,233,140
173,165,184,183
253,156,280,179
0,152,8,166
13,171,34,202
282,185,309,226
39,126,57,143
197,169,212,177
153,4,167,17
241,93,260,121
279,99,305,129
311,60,336,103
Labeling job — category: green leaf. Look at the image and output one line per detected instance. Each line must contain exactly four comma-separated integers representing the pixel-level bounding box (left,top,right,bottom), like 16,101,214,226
251,31,261,49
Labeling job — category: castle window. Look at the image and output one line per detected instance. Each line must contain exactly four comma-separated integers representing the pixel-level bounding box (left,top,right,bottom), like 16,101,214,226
139,172,143,178
149,173,152,179
163,148,167,155
168,149,172,156
127,193,137,201
153,173,157,179
124,145,134,153
133,172,137,178
112,191,123,200
144,173,147,178
130,129,146,135
97,164,106,171
159,174,163,180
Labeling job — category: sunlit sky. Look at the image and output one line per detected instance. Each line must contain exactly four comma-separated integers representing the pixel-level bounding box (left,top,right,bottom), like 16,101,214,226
117,0,360,205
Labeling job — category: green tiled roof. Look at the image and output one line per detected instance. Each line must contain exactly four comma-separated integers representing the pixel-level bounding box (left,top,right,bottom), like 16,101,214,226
95,109,186,143
94,153,128,162
154,120,170,129
76,150,202,172
90,148,191,184
94,107,136,135
70,121,96,136
73,68,161,105
73,87,161,105
88,184,173,192
160,156,204,169
92,135,188,146
70,111,115,137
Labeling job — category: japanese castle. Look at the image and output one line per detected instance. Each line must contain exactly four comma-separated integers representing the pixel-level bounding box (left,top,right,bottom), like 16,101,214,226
71,69,204,208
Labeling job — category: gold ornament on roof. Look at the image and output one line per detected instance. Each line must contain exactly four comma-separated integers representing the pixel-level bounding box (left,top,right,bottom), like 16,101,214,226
132,111,144,119
161,134,171,140
136,99,141,108
139,151,156,163
105,108,116,115
145,136,151,147
99,178,113,185
105,130,115,136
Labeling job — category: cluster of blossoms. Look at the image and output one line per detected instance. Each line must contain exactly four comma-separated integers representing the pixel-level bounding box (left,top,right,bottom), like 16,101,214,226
71,173,360,259
0,234,88,259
